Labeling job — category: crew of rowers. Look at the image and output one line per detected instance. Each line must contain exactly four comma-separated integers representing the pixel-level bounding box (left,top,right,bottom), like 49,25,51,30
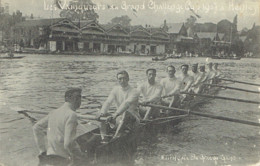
32,62,223,166
98,62,223,142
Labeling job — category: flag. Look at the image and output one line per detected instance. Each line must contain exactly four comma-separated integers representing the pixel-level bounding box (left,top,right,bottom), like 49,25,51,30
188,5,201,18
132,8,137,17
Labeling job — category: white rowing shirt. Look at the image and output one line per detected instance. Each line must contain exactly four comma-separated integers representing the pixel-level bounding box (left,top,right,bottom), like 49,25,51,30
33,103,79,159
137,81,163,103
100,85,140,120
207,70,216,81
179,74,194,92
160,77,181,96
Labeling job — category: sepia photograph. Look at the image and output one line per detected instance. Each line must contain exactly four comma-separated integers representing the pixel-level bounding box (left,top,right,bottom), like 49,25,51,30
0,0,260,165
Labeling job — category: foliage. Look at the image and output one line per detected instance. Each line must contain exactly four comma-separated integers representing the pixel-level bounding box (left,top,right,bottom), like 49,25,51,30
110,15,131,26
58,0,99,21
0,10,25,44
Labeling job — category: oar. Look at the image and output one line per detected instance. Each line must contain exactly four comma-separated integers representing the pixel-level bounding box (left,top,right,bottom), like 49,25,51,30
181,92,260,105
140,103,260,127
220,78,260,87
203,83,260,94
16,109,108,121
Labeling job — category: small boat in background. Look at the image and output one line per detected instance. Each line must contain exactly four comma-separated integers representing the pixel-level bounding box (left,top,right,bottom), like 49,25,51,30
152,56,167,61
211,56,241,60
0,56,26,59
0,52,25,59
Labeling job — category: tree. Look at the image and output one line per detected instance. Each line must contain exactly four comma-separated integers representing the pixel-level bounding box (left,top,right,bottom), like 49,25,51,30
185,15,196,37
110,15,131,26
58,0,99,21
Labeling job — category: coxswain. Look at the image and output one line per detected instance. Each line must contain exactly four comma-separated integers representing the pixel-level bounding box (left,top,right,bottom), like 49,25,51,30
33,88,87,166
160,65,182,108
97,70,140,143
138,68,163,120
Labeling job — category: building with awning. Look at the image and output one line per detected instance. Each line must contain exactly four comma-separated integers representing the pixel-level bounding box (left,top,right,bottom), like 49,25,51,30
12,18,81,52
12,18,169,55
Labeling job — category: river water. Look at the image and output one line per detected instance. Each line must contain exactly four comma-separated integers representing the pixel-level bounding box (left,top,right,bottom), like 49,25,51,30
0,54,259,166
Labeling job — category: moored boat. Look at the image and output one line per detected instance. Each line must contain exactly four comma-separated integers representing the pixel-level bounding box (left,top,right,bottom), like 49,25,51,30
152,56,167,61
0,56,25,59
211,55,241,60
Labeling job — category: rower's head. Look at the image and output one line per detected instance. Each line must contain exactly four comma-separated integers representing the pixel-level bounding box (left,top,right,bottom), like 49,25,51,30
167,65,176,78
117,70,129,88
65,88,82,111
199,65,205,72
191,63,198,73
207,62,213,70
213,63,218,70
181,64,189,74
146,68,156,85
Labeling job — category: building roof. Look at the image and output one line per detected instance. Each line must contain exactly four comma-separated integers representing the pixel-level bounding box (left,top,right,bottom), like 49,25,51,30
15,18,66,28
196,32,217,40
167,23,185,34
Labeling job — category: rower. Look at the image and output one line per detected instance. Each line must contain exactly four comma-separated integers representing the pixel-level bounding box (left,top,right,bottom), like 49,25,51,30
97,70,140,143
197,65,208,93
160,65,181,108
138,68,163,120
213,63,222,84
190,63,203,94
206,62,216,84
179,64,194,102
33,88,87,166
179,64,194,92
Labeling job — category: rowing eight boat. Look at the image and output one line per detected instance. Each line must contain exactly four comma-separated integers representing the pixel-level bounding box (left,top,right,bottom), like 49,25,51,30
75,86,223,164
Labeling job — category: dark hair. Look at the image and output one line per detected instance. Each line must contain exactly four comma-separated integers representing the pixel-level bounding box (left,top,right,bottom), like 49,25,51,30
181,64,189,68
116,70,129,80
146,68,156,75
65,88,82,102
167,65,175,71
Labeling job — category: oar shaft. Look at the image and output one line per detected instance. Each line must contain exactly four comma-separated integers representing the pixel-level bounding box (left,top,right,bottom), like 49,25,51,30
203,84,260,94
220,78,260,86
20,110,48,115
143,104,260,127
181,92,260,104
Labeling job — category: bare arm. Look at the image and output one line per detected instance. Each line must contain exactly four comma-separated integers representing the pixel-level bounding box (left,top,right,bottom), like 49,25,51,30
32,115,48,154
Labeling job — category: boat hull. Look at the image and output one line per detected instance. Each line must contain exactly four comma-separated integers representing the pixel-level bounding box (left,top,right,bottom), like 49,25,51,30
75,86,222,164
0,56,25,59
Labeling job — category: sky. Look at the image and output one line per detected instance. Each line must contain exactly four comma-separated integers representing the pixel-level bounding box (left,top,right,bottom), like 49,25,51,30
2,0,260,30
